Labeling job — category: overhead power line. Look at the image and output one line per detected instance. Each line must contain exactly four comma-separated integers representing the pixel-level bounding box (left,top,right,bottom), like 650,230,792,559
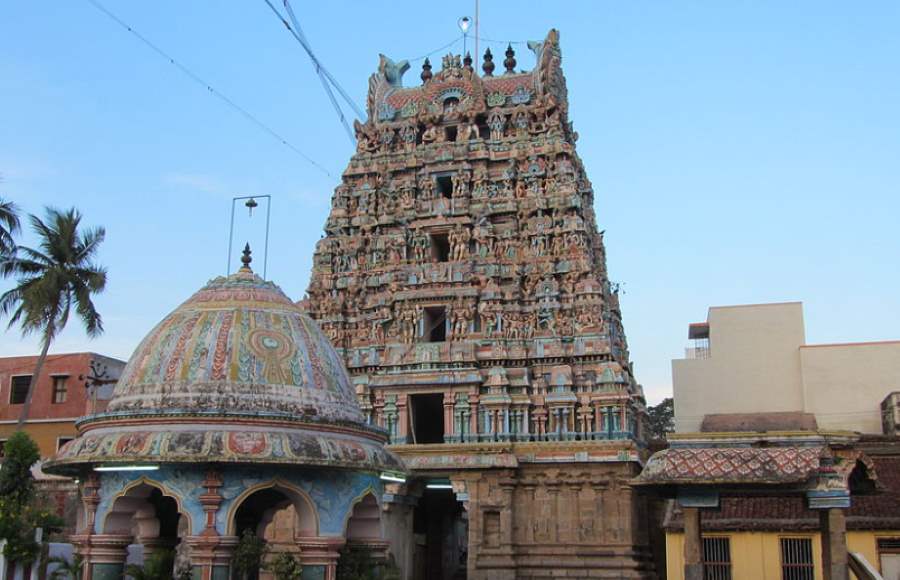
83,0,333,178
260,0,359,143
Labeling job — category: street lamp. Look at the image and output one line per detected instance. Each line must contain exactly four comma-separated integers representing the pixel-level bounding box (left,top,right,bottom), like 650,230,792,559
458,16,471,57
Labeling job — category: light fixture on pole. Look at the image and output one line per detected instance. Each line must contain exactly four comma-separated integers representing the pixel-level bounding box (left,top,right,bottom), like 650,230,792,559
226,195,272,279
458,16,471,57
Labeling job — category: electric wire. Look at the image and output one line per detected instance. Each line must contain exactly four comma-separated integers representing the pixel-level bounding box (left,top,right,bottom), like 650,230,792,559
401,35,465,64
83,0,333,178
282,0,364,121
260,0,357,142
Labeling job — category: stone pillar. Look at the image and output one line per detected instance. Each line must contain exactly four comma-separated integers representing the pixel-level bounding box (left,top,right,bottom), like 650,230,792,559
397,393,409,443
188,469,228,580
186,535,238,580
73,534,132,580
296,537,345,580
443,392,455,442
469,392,480,441
682,507,703,580
80,474,102,534
820,508,849,580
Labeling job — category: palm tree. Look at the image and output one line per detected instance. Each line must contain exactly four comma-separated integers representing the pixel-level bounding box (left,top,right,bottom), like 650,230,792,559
48,553,84,580
0,207,107,429
0,196,21,257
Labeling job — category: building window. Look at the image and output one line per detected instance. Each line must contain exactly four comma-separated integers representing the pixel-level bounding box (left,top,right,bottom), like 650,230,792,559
878,538,900,579
52,376,68,404
423,306,447,342
444,126,458,142
409,393,444,444
780,537,814,580
57,437,74,451
9,375,32,405
431,233,450,262
702,536,732,580
0,439,7,457
435,174,453,198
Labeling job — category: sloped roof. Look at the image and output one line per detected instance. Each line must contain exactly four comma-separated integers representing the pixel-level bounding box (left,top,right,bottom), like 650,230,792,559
663,455,900,532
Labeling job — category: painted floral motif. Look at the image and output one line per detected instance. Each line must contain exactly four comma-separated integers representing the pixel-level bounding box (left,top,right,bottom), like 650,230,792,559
104,270,364,424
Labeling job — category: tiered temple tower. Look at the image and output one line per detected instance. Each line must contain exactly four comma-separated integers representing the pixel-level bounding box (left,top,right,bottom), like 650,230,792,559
306,30,655,580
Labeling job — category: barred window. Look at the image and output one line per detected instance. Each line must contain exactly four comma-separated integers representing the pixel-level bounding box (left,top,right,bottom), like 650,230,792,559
878,538,900,580
780,537,814,580
702,536,732,580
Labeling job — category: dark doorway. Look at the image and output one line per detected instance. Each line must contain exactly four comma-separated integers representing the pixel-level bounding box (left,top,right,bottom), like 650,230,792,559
423,306,447,342
436,175,453,198
431,233,450,262
410,393,445,444
413,488,467,580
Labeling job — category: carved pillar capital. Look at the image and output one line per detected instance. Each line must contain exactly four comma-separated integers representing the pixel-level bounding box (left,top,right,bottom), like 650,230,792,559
198,468,224,537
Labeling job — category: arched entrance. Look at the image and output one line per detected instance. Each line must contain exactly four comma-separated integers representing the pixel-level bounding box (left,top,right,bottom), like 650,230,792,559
229,482,319,580
345,493,382,542
102,482,189,576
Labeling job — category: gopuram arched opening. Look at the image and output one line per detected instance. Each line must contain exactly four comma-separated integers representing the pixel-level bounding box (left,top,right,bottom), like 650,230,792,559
102,482,188,575
413,483,468,580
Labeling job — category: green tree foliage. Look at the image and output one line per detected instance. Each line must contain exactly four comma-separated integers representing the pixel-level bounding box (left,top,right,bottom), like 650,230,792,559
266,552,302,580
647,397,675,440
336,546,400,580
48,553,84,580
231,530,268,580
0,433,62,563
0,196,21,258
0,207,107,428
124,550,175,580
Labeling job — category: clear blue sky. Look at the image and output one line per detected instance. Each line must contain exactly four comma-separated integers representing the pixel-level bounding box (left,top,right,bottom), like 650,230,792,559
2,1,898,403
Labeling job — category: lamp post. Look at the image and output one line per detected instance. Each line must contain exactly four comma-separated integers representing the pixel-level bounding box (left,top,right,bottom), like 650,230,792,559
227,195,272,278
459,16,471,57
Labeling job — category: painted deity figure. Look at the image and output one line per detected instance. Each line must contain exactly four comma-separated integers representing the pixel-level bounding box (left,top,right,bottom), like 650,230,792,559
448,224,470,261
418,177,435,201
453,171,469,198
412,230,430,262
400,123,417,150
421,123,439,144
450,298,470,339
487,111,506,140
473,220,494,258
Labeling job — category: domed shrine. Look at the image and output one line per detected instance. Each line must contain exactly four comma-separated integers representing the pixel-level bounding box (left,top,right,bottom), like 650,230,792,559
45,248,404,580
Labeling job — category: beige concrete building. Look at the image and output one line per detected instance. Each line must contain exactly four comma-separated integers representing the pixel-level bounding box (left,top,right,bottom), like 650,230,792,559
672,302,900,434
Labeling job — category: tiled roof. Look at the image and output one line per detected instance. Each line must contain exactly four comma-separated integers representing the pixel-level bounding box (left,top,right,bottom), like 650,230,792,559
637,446,823,486
663,455,900,532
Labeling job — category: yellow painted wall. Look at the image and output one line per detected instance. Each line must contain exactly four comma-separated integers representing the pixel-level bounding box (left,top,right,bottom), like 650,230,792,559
666,530,898,580
0,421,77,458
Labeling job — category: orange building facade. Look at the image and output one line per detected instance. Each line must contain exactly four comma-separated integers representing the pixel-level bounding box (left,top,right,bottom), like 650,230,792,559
0,352,125,457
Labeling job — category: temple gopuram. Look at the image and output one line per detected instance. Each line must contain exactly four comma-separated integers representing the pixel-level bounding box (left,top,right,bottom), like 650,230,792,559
305,30,655,580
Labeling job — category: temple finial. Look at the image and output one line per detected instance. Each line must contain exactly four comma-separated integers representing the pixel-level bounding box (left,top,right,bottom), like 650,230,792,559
504,44,517,74
482,48,495,77
421,58,433,84
463,52,473,71
240,243,253,271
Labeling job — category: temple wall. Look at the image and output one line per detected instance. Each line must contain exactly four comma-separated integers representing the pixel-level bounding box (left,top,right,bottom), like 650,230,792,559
454,461,655,580
93,466,382,537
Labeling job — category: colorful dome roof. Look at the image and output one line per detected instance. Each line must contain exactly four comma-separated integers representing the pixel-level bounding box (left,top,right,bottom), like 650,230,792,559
45,255,402,475
106,266,362,423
